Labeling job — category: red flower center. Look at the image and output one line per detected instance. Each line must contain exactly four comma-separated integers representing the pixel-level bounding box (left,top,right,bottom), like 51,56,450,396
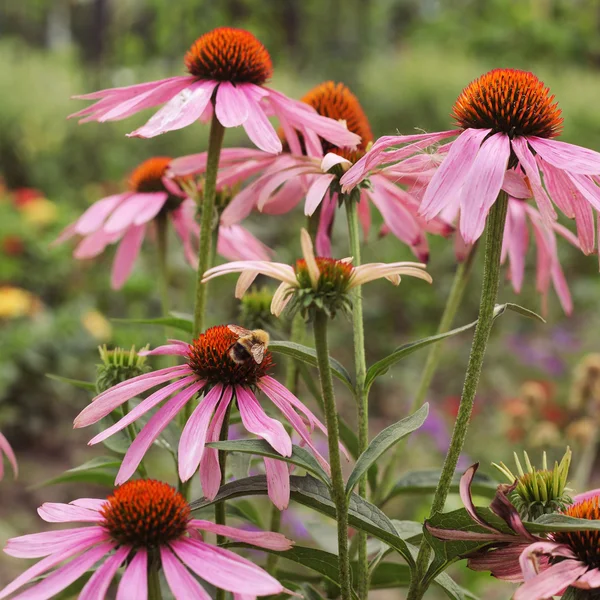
185,27,273,86
128,157,172,193
553,495,600,567
100,480,190,549
452,69,563,139
187,325,273,386
301,81,373,162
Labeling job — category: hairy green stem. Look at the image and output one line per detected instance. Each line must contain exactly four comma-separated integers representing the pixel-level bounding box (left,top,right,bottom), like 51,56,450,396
376,246,477,504
345,199,368,599
407,193,508,600
313,310,352,600
147,559,162,600
192,112,225,338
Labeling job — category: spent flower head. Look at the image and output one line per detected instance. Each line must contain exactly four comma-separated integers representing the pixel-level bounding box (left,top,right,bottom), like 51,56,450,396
493,448,572,520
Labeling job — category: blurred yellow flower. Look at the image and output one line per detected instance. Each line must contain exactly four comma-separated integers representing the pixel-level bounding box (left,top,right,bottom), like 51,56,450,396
0,286,42,319
81,310,112,341
20,197,58,227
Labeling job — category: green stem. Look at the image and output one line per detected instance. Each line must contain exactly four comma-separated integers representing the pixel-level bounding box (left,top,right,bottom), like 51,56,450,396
345,199,368,599
313,310,352,600
265,508,283,574
376,245,477,505
155,212,170,318
192,112,225,338
215,402,232,544
147,559,162,600
407,192,508,600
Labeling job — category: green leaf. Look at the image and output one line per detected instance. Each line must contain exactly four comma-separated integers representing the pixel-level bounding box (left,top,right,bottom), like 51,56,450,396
46,373,96,391
383,469,499,505
365,302,544,390
269,341,354,390
112,315,192,334
366,562,411,589
190,474,415,566
33,456,120,489
346,404,429,495
207,439,330,484
527,513,600,532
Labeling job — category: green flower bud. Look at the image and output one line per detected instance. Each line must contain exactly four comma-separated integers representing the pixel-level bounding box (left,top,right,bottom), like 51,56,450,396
96,345,150,393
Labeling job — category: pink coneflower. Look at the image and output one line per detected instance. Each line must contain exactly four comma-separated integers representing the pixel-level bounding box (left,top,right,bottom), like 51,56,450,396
202,229,432,317
0,431,17,480
0,479,291,599
73,325,329,509
70,28,360,154
55,157,270,289
341,68,600,246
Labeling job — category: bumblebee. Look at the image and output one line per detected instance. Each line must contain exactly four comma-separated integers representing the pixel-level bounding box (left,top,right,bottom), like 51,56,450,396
227,325,270,365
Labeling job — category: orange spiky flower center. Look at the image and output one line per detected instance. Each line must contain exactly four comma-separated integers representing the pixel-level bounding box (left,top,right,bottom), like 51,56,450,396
185,27,273,86
553,495,600,567
187,324,273,386
100,480,190,549
452,69,563,139
295,257,353,291
128,157,172,193
301,81,373,162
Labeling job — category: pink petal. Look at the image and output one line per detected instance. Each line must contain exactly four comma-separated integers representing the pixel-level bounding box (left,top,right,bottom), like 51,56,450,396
199,387,234,500
217,225,272,262
573,488,600,504
133,192,169,225
459,132,510,244
420,129,490,221
128,80,217,138
189,520,293,550
504,200,529,293
74,194,129,235
215,82,250,127
5,527,107,559
519,541,576,580
73,228,120,260
161,547,211,600
568,172,600,213
72,75,193,101
467,543,530,582
79,546,129,600
459,464,499,532
171,538,283,596
257,166,316,212
116,381,204,484
178,384,224,481
574,566,600,589
37,503,102,523
236,386,292,457
116,549,147,600
0,431,17,478
138,341,191,357
241,86,282,154
102,194,151,234
514,559,586,600
315,193,336,256
111,223,146,289
264,457,291,510
171,203,199,267
529,136,600,175
304,174,335,216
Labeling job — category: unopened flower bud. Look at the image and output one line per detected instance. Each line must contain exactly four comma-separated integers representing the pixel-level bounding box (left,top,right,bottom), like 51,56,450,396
96,345,150,393
239,287,276,330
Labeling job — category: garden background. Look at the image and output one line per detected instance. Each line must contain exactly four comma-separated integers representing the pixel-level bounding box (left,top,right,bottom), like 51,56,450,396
2,1,600,597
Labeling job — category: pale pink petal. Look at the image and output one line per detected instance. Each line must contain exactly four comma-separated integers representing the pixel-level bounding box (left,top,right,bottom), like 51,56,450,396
102,194,152,234
241,86,282,154
321,153,351,172
315,193,336,256
70,499,108,511
129,80,217,138
300,228,320,288
215,82,250,127
236,386,292,457
189,520,293,550
79,546,129,600
111,223,146,289
74,194,130,235
161,547,211,600
5,527,107,559
574,567,600,589
568,172,600,212
74,365,191,427
459,132,510,244
139,342,191,357
116,381,205,484
220,182,261,225
420,129,490,221
502,170,531,199
74,228,120,260
116,549,147,600
171,538,283,596
37,503,102,524
171,204,199,267
199,387,234,500
304,174,335,216
514,560,585,600
202,260,297,287
133,193,169,226
178,384,224,481
218,225,272,262
264,457,291,510
270,282,295,317
529,136,600,175
261,178,305,215
504,200,529,293
257,167,317,212
0,432,18,478
573,488,600,503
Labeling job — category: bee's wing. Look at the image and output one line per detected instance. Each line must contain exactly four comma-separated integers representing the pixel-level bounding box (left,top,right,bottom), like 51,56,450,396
227,324,252,337
251,344,265,364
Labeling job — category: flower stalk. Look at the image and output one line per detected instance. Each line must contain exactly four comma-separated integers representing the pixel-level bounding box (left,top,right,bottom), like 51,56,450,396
313,309,352,600
155,212,170,318
148,559,163,600
345,198,369,599
407,191,508,600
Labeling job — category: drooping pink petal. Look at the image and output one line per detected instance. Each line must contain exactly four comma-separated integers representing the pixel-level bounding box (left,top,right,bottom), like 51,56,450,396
171,203,199,267
199,387,234,500
202,260,297,287
514,559,585,600
0,431,18,478
116,381,205,484
270,282,295,317
256,166,317,212
264,457,291,510
215,81,250,127
528,136,600,175
5,527,107,559
574,566,600,589
241,86,282,154
111,223,147,289
189,520,293,550
138,342,191,357
161,546,212,600
116,548,147,600
133,193,169,226
73,228,121,260
218,225,272,262
567,172,600,213
79,546,129,600
304,174,335,216
171,538,284,596
459,464,499,533
178,384,224,481
128,80,217,138
503,200,529,293
74,194,130,235
236,386,292,457
37,502,102,524
102,194,153,234
261,177,305,216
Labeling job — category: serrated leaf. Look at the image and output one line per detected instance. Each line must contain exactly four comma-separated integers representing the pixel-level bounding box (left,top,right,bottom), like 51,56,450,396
269,341,354,390
46,373,96,391
33,457,120,489
190,474,415,566
383,469,499,505
365,302,544,390
346,404,429,495
112,315,192,334
208,439,330,485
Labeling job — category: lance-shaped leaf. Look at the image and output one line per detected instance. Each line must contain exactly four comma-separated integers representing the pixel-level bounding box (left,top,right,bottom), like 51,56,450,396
365,302,544,390
346,404,429,496
33,457,120,489
207,439,330,485
269,340,354,390
190,474,415,566
527,513,600,533
46,374,96,391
